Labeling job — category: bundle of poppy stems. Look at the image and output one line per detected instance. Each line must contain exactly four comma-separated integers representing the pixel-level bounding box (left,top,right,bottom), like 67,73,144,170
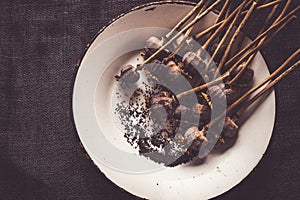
115,0,300,167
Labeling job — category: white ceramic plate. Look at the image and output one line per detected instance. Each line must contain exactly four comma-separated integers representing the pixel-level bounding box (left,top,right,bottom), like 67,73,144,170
73,1,275,199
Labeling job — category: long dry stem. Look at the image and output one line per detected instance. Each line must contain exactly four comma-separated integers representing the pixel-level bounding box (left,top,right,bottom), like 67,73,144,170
194,20,223,40
164,28,194,62
202,1,245,50
233,0,280,58
176,17,295,100
224,1,232,19
227,2,281,85
165,0,212,61
226,49,300,114
260,2,280,32
209,1,246,64
240,0,283,15
178,47,299,104
216,1,257,77
227,1,289,85
276,0,292,23
166,0,205,38
215,0,231,23
177,71,231,99
140,0,222,67
235,60,300,117
194,0,282,40
224,5,300,68
227,15,296,76
256,0,282,10
208,52,299,127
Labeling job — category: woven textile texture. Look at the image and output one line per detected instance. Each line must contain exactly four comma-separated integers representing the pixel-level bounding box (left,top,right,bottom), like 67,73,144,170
0,0,299,199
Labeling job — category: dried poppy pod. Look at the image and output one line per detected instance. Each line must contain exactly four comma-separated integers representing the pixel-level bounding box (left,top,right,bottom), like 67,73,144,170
146,36,162,51
144,59,179,83
226,82,251,102
184,126,207,144
144,59,163,72
182,51,206,73
173,105,197,130
184,126,200,145
150,96,173,109
192,103,211,120
145,60,182,86
145,60,190,93
225,83,252,105
166,60,182,80
115,64,140,85
181,52,207,87
152,89,169,98
221,117,239,138
149,104,168,125
175,37,196,56
142,36,169,60
174,105,190,119
208,85,226,103
167,127,207,167
231,63,254,84
224,87,239,105
204,67,217,82
167,139,202,167
147,89,177,117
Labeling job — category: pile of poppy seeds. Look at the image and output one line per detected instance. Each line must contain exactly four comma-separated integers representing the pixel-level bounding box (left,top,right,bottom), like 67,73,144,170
114,81,197,166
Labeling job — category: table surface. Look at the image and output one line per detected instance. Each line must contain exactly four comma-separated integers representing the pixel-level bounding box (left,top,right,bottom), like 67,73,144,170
0,0,299,199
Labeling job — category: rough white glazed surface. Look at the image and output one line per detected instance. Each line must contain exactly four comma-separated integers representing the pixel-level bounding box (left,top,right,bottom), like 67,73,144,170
73,3,275,199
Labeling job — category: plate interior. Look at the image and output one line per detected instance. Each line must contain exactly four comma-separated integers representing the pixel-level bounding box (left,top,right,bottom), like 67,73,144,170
73,2,275,199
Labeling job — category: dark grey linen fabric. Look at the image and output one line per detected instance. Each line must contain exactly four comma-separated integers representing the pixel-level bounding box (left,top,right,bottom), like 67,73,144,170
0,0,299,199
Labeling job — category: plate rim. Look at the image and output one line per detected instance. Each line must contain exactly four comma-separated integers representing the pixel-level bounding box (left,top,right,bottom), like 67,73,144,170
71,1,276,199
